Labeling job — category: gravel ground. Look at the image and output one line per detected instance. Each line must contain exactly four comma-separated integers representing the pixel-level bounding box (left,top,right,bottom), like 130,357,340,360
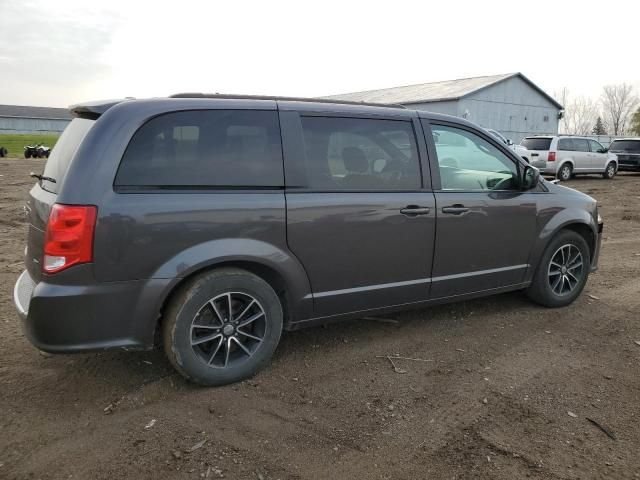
1,158,640,479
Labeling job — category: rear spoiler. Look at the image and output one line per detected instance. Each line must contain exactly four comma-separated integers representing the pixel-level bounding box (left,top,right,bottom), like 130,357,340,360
69,98,133,120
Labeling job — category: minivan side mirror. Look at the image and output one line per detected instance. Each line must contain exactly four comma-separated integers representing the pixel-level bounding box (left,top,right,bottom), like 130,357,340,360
507,139,514,146
522,165,540,190
598,147,608,153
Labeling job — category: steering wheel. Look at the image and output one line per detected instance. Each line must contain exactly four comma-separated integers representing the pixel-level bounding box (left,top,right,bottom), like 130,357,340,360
490,176,514,190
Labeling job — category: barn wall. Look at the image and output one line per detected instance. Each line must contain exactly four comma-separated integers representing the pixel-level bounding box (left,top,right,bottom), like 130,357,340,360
457,76,560,144
0,116,71,134
405,100,458,116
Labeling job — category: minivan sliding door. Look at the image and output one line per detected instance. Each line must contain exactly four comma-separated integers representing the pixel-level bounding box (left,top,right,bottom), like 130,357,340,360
282,111,436,318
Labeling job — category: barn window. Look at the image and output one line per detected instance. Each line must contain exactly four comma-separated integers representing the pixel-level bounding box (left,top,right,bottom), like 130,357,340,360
543,115,549,122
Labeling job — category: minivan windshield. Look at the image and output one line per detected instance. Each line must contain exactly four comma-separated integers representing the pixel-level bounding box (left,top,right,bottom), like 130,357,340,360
609,140,640,153
41,118,95,193
521,138,552,151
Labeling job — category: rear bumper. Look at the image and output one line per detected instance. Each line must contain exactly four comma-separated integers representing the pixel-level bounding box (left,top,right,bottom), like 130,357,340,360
615,155,640,170
618,163,640,171
531,160,547,170
13,268,172,353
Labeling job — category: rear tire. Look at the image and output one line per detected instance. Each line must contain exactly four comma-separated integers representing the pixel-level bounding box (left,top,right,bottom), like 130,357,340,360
602,162,616,179
557,163,572,181
162,268,283,386
526,230,590,308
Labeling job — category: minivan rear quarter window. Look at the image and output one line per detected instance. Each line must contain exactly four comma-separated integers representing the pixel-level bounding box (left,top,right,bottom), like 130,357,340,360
115,110,283,188
521,137,552,151
41,118,95,193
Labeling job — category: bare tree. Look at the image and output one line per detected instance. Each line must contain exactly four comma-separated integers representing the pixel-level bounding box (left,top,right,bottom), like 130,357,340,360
557,88,600,135
601,83,639,135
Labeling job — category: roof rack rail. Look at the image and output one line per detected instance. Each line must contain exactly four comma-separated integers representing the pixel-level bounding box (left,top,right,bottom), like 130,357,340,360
169,93,407,109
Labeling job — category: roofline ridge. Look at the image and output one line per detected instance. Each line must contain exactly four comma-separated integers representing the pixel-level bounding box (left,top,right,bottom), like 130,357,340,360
321,72,517,98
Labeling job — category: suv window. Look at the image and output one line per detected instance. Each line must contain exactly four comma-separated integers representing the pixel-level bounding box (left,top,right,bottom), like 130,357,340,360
42,118,95,193
115,110,283,188
609,140,640,153
558,138,575,151
300,117,421,190
589,140,604,152
573,139,590,152
521,137,552,150
431,124,518,191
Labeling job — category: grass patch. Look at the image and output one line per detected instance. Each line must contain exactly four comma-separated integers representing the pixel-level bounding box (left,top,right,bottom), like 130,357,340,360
0,134,60,158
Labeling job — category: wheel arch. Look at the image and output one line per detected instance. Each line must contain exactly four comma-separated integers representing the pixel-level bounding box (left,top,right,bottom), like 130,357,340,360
559,158,575,170
136,238,313,347
561,223,595,259
526,210,598,282
152,257,312,346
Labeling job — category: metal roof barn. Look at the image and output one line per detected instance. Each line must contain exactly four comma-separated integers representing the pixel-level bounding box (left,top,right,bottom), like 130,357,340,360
0,104,72,134
323,73,563,144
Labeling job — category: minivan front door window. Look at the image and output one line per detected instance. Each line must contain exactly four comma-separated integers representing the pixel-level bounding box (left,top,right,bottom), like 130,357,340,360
431,125,518,191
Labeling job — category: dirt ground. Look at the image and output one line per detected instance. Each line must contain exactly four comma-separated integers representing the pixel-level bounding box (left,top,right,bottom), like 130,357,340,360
1,158,639,480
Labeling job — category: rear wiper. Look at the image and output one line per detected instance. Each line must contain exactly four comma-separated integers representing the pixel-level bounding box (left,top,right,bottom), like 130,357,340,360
30,172,56,183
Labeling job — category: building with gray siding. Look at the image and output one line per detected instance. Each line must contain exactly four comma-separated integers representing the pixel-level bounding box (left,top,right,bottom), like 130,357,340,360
323,73,563,144
0,104,72,134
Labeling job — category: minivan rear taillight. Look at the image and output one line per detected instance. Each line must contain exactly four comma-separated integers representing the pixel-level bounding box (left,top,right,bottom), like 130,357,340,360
43,204,97,273
548,151,556,162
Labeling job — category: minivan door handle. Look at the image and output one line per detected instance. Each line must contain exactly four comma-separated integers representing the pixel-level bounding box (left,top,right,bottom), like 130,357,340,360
441,205,470,215
400,206,431,216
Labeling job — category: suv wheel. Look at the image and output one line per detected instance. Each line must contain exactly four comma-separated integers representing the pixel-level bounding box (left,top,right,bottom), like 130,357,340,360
162,268,283,386
526,230,590,308
557,163,572,181
602,162,616,179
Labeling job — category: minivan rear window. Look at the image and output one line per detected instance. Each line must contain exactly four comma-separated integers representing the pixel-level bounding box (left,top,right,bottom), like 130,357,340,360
609,140,640,153
115,110,283,188
41,118,95,194
521,138,552,151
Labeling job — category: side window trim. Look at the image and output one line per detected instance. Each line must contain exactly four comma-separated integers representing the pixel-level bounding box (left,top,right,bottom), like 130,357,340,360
422,119,521,192
419,118,441,191
411,117,433,191
286,114,427,192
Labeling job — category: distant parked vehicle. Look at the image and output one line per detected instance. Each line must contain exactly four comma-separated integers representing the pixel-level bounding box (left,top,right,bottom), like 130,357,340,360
485,129,530,163
609,138,640,171
0,146,7,158
521,135,618,181
24,144,51,159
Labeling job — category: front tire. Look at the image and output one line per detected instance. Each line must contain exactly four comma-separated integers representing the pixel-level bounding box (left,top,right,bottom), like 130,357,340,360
162,268,283,386
526,230,590,308
25,150,31,159
557,163,572,181
602,162,616,179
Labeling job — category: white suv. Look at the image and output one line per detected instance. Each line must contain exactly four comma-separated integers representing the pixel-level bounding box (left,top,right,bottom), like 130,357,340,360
521,135,618,181
486,129,530,163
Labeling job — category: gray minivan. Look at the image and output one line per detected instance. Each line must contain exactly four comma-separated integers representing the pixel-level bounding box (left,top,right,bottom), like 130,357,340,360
14,95,603,385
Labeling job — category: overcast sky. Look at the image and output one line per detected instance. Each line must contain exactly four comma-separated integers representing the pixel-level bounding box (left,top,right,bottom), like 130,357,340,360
0,0,638,108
